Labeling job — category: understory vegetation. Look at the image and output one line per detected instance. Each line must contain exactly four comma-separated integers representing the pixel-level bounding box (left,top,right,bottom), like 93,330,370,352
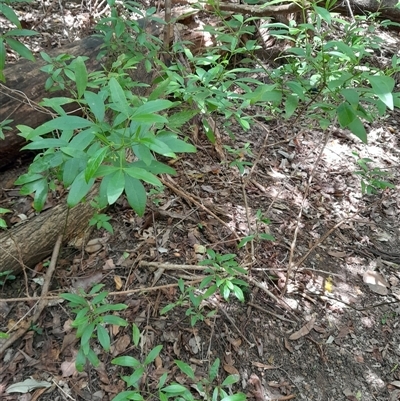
1,0,399,399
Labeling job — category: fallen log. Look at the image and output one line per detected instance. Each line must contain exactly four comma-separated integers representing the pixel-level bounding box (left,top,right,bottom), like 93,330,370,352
0,186,97,274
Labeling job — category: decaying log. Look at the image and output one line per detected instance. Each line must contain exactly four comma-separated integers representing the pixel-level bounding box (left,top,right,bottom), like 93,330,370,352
0,187,97,274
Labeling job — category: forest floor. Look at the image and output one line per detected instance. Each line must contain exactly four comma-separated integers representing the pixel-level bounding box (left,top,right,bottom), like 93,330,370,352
1,1,400,401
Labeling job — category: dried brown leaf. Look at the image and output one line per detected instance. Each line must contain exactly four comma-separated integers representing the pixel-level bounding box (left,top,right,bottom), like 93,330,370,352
223,364,239,375
289,315,316,340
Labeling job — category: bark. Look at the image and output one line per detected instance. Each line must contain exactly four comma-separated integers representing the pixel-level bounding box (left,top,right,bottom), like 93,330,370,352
334,0,400,22
0,187,97,274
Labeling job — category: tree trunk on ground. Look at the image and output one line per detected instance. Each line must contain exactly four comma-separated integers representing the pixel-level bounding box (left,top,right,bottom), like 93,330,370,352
335,0,400,22
0,187,97,274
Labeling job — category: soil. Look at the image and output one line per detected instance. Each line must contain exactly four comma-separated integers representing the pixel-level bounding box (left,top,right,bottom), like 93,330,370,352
1,1,400,401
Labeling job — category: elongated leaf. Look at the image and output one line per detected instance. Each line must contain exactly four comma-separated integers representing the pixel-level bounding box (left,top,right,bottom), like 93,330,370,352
97,325,110,351
144,344,162,365
175,360,195,380
132,100,173,116
124,167,161,187
368,75,395,110
67,171,95,207
109,77,131,116
84,91,105,121
22,138,68,150
348,116,367,143
0,39,6,73
27,116,92,139
60,293,87,306
132,323,140,346
106,169,125,204
112,356,141,368
74,56,88,98
6,38,34,61
157,132,196,153
0,4,21,28
337,102,356,127
124,175,147,216
85,146,108,182
4,28,37,37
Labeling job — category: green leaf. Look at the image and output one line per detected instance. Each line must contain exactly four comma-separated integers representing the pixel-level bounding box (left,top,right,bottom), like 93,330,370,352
22,138,68,150
144,344,162,365
106,169,125,204
75,348,86,371
81,322,96,351
0,4,21,28
5,29,37,37
74,56,88,98
259,233,275,241
112,391,143,401
124,167,161,186
285,94,298,119
313,5,331,23
0,39,6,74
60,293,87,306
238,235,254,248
175,360,196,380
348,116,367,143
222,374,240,386
86,348,100,367
209,358,220,382
112,355,141,368
5,38,35,61
109,77,132,116
132,323,140,347
340,88,359,106
67,171,95,207
220,393,246,401
84,91,105,121
167,109,198,129
32,178,48,212
161,384,188,395
95,303,128,313
91,291,108,305
337,102,356,127
85,146,108,182
25,116,92,139
97,325,111,351
140,136,175,157
157,132,197,153
367,75,395,110
130,114,168,124
124,176,147,217
133,100,173,116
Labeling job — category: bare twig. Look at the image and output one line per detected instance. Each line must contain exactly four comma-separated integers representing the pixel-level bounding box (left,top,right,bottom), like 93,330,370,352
281,125,333,296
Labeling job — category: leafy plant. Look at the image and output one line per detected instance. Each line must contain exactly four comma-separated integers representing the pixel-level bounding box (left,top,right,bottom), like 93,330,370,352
15,53,196,214
175,358,246,401
0,208,11,229
238,209,275,249
352,152,395,194
265,5,400,141
160,278,216,327
112,330,246,401
60,284,128,371
0,0,37,82
199,250,249,303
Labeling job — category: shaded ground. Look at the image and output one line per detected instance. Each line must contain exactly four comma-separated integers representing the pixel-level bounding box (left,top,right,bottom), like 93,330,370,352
1,1,400,401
